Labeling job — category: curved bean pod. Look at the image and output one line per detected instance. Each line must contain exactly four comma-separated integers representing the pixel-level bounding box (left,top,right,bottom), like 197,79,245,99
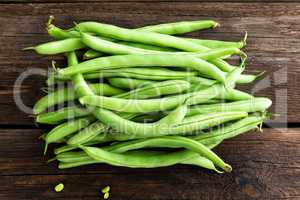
57,149,221,173
56,115,264,163
44,116,96,153
79,67,243,113
81,32,242,58
83,67,197,81
57,54,227,83
186,38,245,49
66,112,140,146
83,49,104,59
36,106,91,124
79,94,188,113
48,19,217,39
80,32,162,55
188,97,272,116
81,138,232,172
24,38,85,55
108,78,156,90
115,80,191,99
93,109,248,140
192,115,265,147
67,121,106,146
33,83,123,114
75,22,213,52
137,20,218,34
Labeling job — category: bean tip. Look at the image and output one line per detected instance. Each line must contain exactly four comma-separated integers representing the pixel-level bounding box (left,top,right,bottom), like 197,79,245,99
47,157,57,163
224,164,232,172
47,15,55,26
242,31,248,47
22,47,35,51
255,71,266,79
44,143,49,155
213,22,220,28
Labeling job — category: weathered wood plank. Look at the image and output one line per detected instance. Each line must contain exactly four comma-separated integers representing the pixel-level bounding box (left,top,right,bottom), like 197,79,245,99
0,128,299,199
1,0,300,3
0,2,299,124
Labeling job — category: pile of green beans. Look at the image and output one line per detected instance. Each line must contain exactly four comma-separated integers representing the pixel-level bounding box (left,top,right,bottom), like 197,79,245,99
26,17,272,173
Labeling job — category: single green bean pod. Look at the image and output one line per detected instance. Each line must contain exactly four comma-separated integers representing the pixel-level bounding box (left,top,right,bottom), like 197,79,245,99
108,78,156,90
44,116,96,154
36,106,91,124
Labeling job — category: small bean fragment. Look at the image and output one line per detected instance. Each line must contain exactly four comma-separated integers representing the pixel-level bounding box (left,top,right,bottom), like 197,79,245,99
54,183,64,192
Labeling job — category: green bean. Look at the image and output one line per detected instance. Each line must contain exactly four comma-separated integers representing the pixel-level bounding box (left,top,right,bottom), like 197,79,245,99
54,132,115,155
57,53,229,83
58,149,222,172
115,80,191,99
76,22,216,52
66,52,186,146
56,115,264,169
185,72,257,86
108,78,156,90
75,22,242,74
56,150,162,163
218,89,253,101
55,151,91,163
23,38,86,55
66,112,140,146
83,67,198,81
188,98,271,116
57,115,263,164
39,22,223,56
80,31,243,57
93,108,247,141
100,136,230,171
186,65,244,104
186,38,245,49
33,83,124,114
77,81,190,116
48,23,177,56
81,66,243,113
118,41,176,52
132,112,165,123
79,94,187,113
47,16,80,39
78,82,226,113
47,19,239,79
80,32,163,55
44,116,95,153
36,106,91,124
209,59,234,72
55,144,81,155
52,47,242,85
83,42,178,60
81,137,232,172
67,121,106,146
48,19,217,39
236,74,257,84
191,115,265,146
67,101,187,147
83,49,104,60
136,20,218,35
57,149,221,173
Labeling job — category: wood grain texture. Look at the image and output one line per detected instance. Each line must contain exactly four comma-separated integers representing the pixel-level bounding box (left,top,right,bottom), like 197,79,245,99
0,2,298,125
1,0,300,3
1,128,299,199
0,1,299,200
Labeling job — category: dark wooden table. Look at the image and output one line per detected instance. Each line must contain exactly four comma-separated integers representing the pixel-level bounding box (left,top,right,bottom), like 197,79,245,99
0,0,300,199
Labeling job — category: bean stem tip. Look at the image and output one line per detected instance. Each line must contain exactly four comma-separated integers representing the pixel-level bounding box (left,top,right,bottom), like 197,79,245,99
22,47,34,51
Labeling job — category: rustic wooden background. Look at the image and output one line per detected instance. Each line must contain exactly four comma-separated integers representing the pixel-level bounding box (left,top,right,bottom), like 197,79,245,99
0,0,300,199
